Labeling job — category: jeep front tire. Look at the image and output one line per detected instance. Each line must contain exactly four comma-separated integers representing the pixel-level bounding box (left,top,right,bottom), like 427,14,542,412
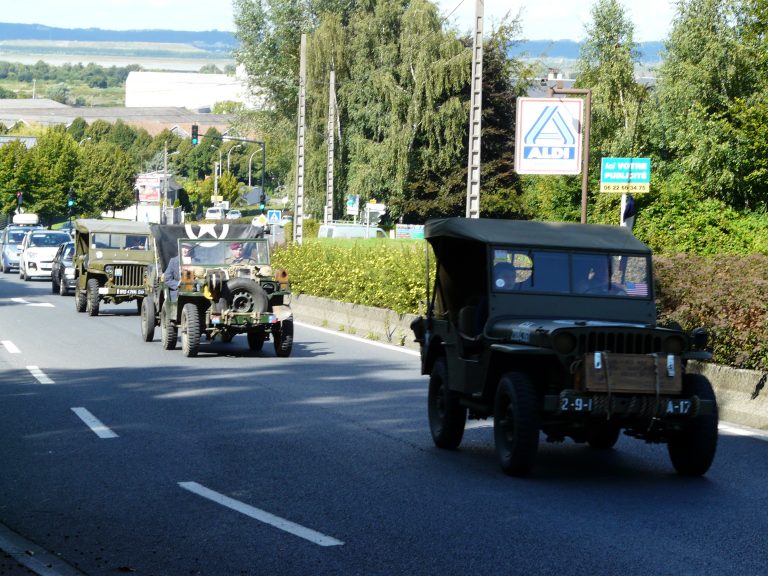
667,374,719,476
181,303,201,357
86,278,100,316
494,371,540,477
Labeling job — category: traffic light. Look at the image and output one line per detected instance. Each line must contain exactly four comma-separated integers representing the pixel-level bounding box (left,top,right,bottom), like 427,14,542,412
67,189,75,208
259,191,266,211
16,191,22,207
191,124,199,145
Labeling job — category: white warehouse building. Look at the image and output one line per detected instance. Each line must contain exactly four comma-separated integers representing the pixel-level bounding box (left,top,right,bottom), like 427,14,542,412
125,70,258,110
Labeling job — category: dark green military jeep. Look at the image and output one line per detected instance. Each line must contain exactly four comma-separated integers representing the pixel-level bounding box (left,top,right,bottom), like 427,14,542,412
140,224,293,358
73,219,153,316
410,218,717,477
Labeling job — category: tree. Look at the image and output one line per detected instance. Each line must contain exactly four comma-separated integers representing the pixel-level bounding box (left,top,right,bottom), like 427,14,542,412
72,141,136,217
651,0,768,209
0,140,33,217
27,127,79,224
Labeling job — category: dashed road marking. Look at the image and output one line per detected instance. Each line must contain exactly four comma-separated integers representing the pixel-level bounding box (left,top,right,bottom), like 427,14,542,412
71,407,119,439
178,481,344,547
27,365,54,384
1,340,20,354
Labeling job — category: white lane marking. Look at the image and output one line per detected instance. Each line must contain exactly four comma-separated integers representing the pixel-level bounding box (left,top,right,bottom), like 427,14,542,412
719,422,768,442
71,407,119,439
178,481,344,547
0,521,87,576
27,365,54,384
8,297,53,307
295,320,420,357
1,340,20,354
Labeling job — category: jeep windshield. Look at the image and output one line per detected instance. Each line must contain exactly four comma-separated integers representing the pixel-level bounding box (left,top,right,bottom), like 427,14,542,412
491,247,649,298
91,233,150,251
179,239,270,267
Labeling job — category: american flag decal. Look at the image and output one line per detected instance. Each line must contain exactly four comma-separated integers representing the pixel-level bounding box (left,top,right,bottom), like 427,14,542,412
625,282,648,296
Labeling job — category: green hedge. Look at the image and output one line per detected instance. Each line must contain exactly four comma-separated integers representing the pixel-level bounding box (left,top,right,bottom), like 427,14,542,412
274,240,768,371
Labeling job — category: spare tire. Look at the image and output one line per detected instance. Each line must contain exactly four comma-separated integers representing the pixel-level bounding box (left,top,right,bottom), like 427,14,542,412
226,279,268,314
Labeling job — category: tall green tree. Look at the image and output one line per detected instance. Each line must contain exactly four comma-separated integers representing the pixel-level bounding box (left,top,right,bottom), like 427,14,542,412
28,127,79,224
72,141,136,217
0,140,33,217
652,0,768,209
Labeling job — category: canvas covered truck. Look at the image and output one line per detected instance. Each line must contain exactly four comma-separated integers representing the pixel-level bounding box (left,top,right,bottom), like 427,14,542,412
410,217,718,477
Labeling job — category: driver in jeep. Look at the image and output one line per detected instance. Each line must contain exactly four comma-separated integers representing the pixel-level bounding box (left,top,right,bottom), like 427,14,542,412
225,242,258,265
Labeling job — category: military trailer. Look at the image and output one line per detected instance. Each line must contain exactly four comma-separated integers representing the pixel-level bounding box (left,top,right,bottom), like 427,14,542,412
73,219,153,316
410,217,718,477
141,224,293,358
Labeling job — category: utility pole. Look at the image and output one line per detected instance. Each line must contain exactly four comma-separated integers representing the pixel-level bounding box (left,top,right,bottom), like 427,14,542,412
293,34,307,245
548,81,592,224
325,69,336,225
465,0,484,219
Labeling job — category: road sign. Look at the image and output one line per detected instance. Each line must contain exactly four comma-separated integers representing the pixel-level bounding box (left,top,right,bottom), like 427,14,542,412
346,194,359,216
267,209,282,224
515,97,583,174
600,157,651,193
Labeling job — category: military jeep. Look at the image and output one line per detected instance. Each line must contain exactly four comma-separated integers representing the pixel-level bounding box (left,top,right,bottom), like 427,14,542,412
410,218,718,477
140,224,293,358
73,219,153,316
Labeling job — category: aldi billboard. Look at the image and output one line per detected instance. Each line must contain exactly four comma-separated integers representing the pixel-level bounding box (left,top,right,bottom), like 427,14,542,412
514,97,584,175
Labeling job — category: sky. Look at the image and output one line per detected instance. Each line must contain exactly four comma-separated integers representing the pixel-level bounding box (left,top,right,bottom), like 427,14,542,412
3,0,676,42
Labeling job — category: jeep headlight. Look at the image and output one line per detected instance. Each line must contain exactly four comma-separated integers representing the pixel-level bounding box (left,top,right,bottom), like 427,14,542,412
663,334,686,354
105,265,114,277
552,331,577,355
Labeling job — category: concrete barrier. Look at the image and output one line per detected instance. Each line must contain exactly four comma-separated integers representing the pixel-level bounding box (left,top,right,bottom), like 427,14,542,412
290,295,768,430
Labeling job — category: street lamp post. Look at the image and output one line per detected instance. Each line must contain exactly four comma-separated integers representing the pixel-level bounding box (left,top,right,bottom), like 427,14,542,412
211,145,222,177
247,143,266,192
227,144,242,173
162,145,180,224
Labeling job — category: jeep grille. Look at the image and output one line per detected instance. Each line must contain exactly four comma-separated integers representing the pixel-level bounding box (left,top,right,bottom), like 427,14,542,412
578,331,663,355
111,264,147,287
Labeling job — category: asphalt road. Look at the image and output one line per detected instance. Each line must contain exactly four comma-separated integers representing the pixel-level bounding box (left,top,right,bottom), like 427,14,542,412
1,271,767,576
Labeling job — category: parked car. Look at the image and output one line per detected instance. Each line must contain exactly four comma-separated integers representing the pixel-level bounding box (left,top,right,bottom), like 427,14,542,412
205,207,227,220
51,240,76,296
73,219,153,316
410,217,718,477
317,222,386,238
226,209,242,220
19,230,71,280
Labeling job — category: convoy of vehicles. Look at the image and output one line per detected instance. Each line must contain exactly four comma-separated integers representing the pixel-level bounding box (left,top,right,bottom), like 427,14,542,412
410,217,718,477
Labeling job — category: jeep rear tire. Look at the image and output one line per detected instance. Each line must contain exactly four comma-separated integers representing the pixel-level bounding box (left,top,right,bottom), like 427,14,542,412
141,297,156,342
75,287,87,313
272,319,293,357
494,372,540,477
160,304,177,350
667,374,719,476
587,420,621,449
86,278,100,316
247,329,265,351
428,356,467,449
181,303,201,357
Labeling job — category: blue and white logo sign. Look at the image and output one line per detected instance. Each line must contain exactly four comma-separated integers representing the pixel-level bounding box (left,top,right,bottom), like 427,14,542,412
515,98,583,174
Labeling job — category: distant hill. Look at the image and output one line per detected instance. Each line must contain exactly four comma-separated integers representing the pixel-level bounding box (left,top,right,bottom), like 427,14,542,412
513,40,666,64
0,22,237,52
0,22,665,63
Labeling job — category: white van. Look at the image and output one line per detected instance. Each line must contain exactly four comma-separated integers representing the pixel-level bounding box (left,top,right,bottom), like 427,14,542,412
317,223,387,239
205,206,227,220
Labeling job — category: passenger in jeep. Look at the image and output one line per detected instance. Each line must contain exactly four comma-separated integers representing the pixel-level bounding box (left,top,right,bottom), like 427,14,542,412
225,242,258,265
